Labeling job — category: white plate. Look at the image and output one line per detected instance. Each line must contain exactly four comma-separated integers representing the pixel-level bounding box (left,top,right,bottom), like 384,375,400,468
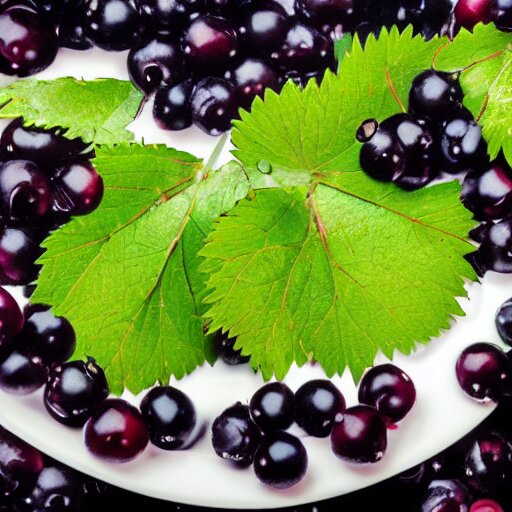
0,47,504,509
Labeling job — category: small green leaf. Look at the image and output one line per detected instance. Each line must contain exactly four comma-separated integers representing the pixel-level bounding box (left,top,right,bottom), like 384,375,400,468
335,33,353,67
32,144,250,394
0,78,142,144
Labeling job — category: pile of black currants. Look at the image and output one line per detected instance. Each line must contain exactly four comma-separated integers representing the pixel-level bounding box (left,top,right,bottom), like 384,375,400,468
357,68,512,277
212,364,416,489
0,119,103,287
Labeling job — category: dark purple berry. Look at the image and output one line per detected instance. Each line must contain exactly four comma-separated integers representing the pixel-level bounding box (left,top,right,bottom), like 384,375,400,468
461,159,512,220
0,160,52,223
330,405,387,464
491,0,512,31
294,379,345,437
128,38,185,95
52,159,104,216
0,5,58,76
20,304,75,365
463,432,512,493
253,431,308,489
58,7,93,50
409,70,463,120
421,479,470,512
358,364,416,424
181,15,238,70
85,0,144,51
249,381,294,432
211,402,262,467
136,0,205,29
153,80,195,131
454,0,493,29
0,286,23,353
496,298,512,346
44,358,109,427
295,0,355,33
0,425,44,499
84,399,149,463
213,332,250,365
456,342,510,401
0,348,48,395
191,77,237,136
140,386,197,450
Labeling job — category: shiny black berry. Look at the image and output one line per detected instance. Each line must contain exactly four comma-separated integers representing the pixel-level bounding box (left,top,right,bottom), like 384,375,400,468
0,286,23,354
249,381,294,432
213,332,250,365
421,479,470,512
0,348,48,395
496,297,512,346
153,80,195,131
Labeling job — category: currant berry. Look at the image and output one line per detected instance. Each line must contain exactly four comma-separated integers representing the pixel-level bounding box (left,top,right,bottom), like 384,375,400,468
0,5,58,76
227,58,278,111
191,77,238,136
295,0,355,33
84,0,144,51
26,466,84,512
0,348,48,395
253,431,308,489
181,15,238,70
409,70,464,120
358,364,416,424
438,106,488,173
238,0,289,55
294,379,345,437
58,10,93,50
0,225,45,286
491,0,512,31
454,0,493,29
496,297,512,346
461,159,512,220
421,479,470,512
456,342,510,401
52,160,104,216
213,332,250,365
249,381,294,432
330,405,387,464
271,22,334,75
84,399,149,463
0,286,23,353
140,386,197,450
20,304,75,365
463,431,512,493
211,402,261,467
0,160,52,223
128,38,185,95
136,0,204,29
153,80,195,131
0,425,44,499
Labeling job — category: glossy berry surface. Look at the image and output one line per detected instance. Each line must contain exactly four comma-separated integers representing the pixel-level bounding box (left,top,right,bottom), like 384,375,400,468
454,0,493,29
249,381,295,432
44,358,109,427
294,379,345,437
463,432,512,493
0,348,48,395
213,332,250,365
0,160,52,222
253,431,308,489
409,70,463,120
455,342,510,401
0,286,23,353
421,479,470,512
491,0,512,31
140,386,197,450
0,5,58,77
181,15,238,70
52,160,104,216
191,77,237,136
0,225,44,285
26,466,83,512
461,159,512,220
0,118,87,174
496,297,512,346
438,106,487,173
20,303,75,365
470,500,505,512
0,425,44,499
58,11,93,50
330,405,387,464
84,399,149,463
295,0,355,32
136,0,204,29
153,80,195,131
358,364,416,424
128,38,185,95
211,402,261,467
85,0,144,51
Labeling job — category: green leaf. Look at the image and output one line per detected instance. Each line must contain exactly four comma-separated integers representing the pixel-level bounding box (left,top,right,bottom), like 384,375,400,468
335,33,353,67
232,26,444,189
203,27,477,382
0,78,142,145
434,24,512,164
32,144,250,394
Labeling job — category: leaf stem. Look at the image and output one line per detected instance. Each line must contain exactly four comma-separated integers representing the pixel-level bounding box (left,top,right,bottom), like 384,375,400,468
203,132,230,175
